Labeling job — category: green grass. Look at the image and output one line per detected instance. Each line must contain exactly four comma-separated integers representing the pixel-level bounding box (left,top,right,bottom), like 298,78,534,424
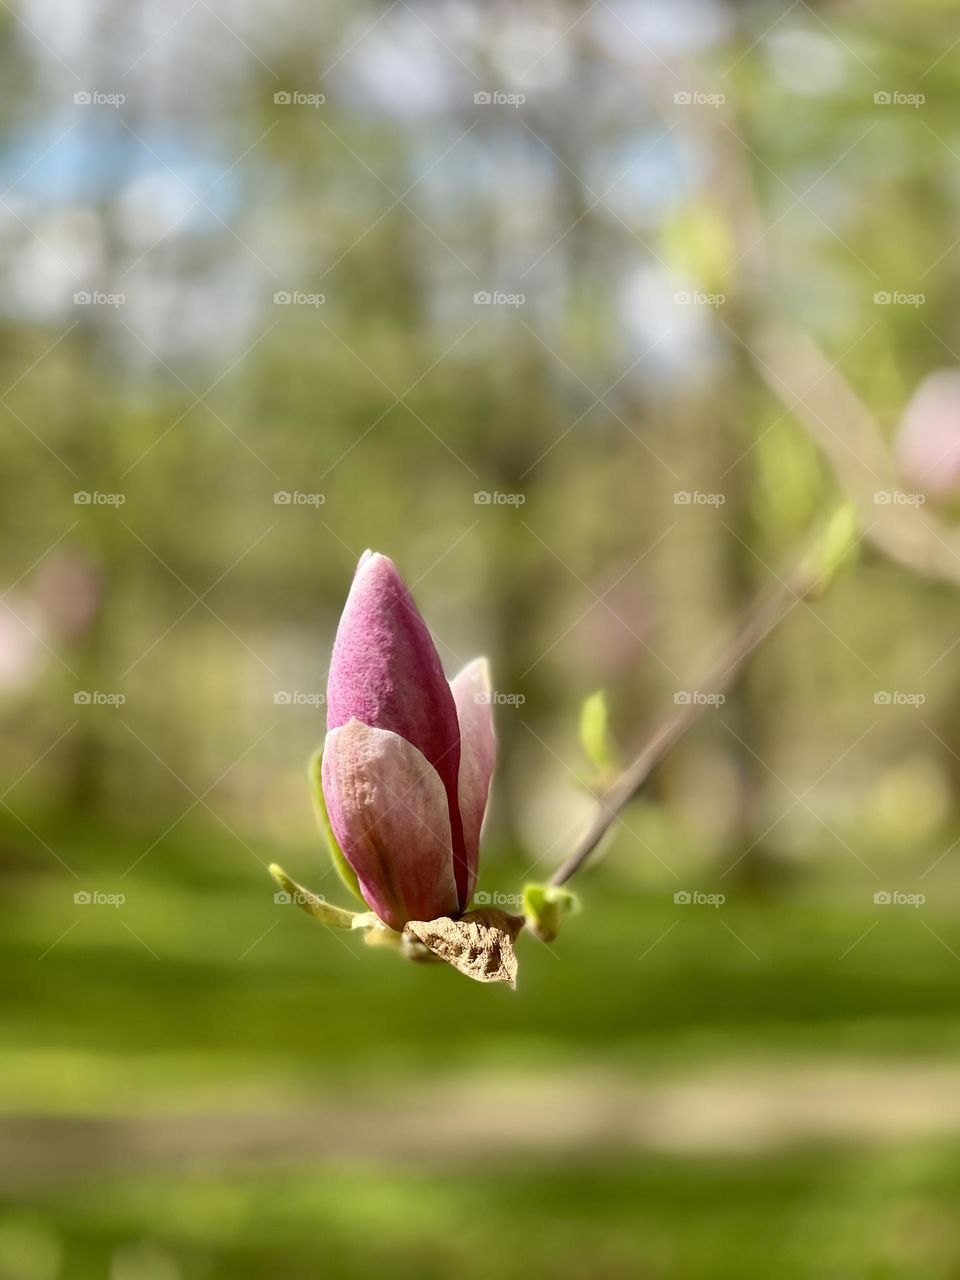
5,1147,960,1279
4,814,960,1277
4,824,960,1103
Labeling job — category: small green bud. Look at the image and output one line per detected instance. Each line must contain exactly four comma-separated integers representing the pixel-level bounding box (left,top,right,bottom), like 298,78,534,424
803,504,860,598
522,882,579,943
352,912,408,950
579,690,618,779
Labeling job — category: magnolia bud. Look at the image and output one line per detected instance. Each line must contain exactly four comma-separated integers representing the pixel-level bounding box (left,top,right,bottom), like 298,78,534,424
321,553,496,931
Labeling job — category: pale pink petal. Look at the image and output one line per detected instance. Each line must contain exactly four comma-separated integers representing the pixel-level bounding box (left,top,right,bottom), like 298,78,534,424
897,370,960,498
450,657,496,904
321,719,458,931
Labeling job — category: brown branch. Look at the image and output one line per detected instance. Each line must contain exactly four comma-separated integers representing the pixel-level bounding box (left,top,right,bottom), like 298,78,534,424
549,540,825,888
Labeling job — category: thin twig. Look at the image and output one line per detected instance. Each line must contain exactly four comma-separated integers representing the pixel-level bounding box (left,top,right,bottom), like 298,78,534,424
550,543,822,887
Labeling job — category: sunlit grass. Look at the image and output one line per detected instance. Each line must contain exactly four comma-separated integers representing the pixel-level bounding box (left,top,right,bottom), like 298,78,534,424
6,1147,960,1279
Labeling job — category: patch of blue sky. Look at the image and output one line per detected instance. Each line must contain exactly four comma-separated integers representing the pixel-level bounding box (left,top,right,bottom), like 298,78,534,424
1,118,243,227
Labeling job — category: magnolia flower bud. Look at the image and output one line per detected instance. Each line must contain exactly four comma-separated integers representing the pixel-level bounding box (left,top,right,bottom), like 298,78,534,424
321,552,496,931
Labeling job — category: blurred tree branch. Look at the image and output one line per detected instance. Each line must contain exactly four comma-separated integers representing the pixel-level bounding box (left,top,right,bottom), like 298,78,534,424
749,323,960,586
552,30,960,888
550,521,845,887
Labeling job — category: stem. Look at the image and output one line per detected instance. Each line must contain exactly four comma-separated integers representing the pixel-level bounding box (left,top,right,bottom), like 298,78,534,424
549,547,823,888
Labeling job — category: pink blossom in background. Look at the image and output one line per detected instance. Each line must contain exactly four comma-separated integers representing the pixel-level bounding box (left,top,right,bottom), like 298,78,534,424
896,369,960,498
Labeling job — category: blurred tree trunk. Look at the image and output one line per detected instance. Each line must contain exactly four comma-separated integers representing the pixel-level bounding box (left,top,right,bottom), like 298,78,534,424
718,303,780,892
64,178,126,818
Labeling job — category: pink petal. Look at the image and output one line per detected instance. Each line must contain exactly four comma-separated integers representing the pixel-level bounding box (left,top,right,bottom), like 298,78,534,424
897,370,960,498
450,657,496,904
321,719,459,931
326,552,468,904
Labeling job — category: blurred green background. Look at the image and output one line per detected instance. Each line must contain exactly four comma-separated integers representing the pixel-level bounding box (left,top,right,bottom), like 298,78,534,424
4,1,960,1276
